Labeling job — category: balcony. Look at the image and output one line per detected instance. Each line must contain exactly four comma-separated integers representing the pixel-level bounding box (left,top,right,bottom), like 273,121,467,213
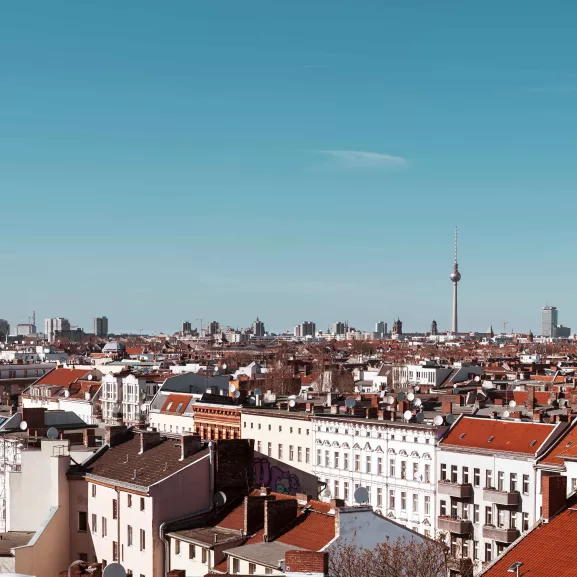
438,516,473,535
438,480,473,499
482,525,519,543
448,558,474,575
483,488,520,506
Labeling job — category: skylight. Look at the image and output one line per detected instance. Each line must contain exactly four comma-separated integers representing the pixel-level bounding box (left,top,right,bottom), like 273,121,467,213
166,402,173,410
459,433,466,439
488,436,495,443
176,403,183,412
530,440,537,446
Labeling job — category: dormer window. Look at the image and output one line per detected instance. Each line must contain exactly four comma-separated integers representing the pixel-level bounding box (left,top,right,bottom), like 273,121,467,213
166,402,173,411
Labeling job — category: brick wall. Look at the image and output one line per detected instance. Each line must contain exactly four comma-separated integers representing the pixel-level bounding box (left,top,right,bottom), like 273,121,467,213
285,551,328,574
244,495,269,534
264,498,297,541
542,475,567,520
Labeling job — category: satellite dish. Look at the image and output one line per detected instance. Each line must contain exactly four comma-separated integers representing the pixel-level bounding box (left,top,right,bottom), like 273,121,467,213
407,393,415,401
320,487,332,499
254,388,262,396
433,415,444,426
234,390,241,399
403,410,412,422
84,392,91,401
248,397,256,405
474,376,481,382
414,398,422,407
445,414,455,424
47,427,59,439
353,487,369,504
414,386,420,392
503,411,510,418
345,397,357,409
398,392,406,401
229,384,236,393
386,396,395,405
140,404,147,412
103,563,126,577
416,413,425,423
213,491,227,507
87,374,93,381
509,400,517,408
289,399,296,408
20,421,28,431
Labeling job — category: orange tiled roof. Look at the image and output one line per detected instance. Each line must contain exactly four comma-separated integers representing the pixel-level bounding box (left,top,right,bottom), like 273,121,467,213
540,422,577,467
529,374,566,383
35,368,91,387
126,347,146,355
513,391,553,405
160,394,192,413
482,497,577,577
441,416,556,455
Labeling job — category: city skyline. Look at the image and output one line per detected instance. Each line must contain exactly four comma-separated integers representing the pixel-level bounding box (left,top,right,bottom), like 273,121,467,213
2,2,577,333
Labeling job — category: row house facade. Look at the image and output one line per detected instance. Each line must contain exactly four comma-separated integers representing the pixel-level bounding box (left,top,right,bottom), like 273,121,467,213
436,415,568,571
312,414,446,537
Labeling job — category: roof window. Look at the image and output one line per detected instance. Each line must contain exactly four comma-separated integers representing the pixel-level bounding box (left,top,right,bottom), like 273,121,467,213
166,402,173,410
530,440,537,446
459,433,466,439
488,436,495,443
176,403,183,412
566,441,574,448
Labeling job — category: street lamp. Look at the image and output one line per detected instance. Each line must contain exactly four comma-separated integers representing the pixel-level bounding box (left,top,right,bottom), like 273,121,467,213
507,562,523,577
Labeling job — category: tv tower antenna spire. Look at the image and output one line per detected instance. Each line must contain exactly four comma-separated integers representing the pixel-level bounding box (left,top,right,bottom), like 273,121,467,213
450,226,461,334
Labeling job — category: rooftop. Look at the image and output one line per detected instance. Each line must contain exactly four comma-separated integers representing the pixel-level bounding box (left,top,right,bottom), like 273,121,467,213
224,542,304,568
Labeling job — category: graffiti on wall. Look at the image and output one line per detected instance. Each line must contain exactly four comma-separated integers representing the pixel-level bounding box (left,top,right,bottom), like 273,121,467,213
254,456,302,495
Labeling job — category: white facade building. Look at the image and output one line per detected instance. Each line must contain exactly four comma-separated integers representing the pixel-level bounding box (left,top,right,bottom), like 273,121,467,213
312,415,443,537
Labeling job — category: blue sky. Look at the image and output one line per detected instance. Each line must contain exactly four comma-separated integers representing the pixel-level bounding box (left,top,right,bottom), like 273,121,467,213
1,1,576,334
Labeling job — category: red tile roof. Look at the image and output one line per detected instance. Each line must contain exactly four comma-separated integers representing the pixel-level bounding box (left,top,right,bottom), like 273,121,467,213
160,394,192,413
513,391,553,405
482,497,577,577
126,347,146,356
441,416,556,455
540,421,577,466
35,368,91,387
529,374,566,383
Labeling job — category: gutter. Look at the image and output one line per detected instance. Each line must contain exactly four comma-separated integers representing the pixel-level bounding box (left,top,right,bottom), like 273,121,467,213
160,441,215,575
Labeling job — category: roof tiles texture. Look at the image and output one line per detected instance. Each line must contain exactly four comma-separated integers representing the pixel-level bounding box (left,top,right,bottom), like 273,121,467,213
35,368,91,387
541,423,577,466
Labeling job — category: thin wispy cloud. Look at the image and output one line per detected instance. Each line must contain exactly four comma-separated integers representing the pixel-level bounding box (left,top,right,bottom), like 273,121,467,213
317,149,408,169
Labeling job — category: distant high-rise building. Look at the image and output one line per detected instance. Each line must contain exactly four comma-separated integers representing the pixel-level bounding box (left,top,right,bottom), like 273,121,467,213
375,321,387,337
295,321,316,338
392,318,403,336
182,321,192,333
44,318,70,342
207,321,220,336
332,321,346,335
0,320,9,338
541,306,558,337
556,325,571,339
93,316,109,337
431,320,438,336
252,317,265,337
16,324,36,336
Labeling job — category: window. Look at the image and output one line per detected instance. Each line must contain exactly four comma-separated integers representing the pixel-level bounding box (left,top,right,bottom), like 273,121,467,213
389,490,395,509
486,470,493,489
377,487,382,508
510,512,517,530
78,512,88,532
366,455,371,473
112,499,118,520
498,508,505,528
140,497,145,511
257,441,262,453
265,569,272,575
250,422,253,429
424,496,430,515
278,444,283,460
335,452,339,468
440,464,447,481
523,512,529,531
572,478,577,492
258,423,261,430
298,447,302,462
268,443,272,457
344,482,349,501
451,502,458,519
102,517,107,537
463,467,469,484
473,541,479,560
377,457,383,475
462,504,469,520
128,525,133,547
424,463,430,483
128,494,132,508
390,459,396,477
232,559,240,573
412,462,419,480
290,427,293,434
355,454,360,472
401,492,407,510
451,465,458,483
400,461,406,479
249,563,256,575
317,449,322,465
92,484,96,498
113,541,118,562
289,446,294,461
440,500,447,516
485,506,493,526
189,544,195,559
485,542,492,563
474,504,480,523
462,540,469,558
305,448,310,463
140,529,146,551
412,493,418,513
202,549,207,563
473,468,480,487
523,474,530,494
279,426,282,432
498,471,504,491
325,450,330,467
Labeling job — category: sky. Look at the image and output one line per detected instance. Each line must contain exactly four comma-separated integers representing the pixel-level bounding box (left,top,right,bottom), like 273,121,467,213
1,1,576,335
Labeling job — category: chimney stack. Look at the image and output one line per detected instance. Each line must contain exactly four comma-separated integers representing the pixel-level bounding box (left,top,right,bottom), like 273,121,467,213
180,434,201,460
542,475,567,521
104,425,128,448
138,431,162,454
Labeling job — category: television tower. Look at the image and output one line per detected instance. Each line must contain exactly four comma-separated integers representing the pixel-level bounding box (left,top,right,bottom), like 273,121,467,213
450,226,461,333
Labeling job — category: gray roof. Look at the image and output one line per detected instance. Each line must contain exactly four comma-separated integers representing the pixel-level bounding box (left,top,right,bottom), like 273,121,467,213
224,542,304,568
0,532,34,554
168,526,242,548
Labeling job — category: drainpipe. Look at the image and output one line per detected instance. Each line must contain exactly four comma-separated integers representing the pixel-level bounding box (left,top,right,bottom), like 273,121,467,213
159,442,215,575
116,488,121,563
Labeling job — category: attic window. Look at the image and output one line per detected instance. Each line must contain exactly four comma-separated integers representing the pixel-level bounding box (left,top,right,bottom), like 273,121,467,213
530,440,537,447
176,403,183,412
567,441,574,448
459,433,466,439
488,436,495,443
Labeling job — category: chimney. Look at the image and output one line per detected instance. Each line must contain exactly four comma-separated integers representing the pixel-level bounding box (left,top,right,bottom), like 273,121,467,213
509,411,522,420
264,498,298,542
180,434,201,460
138,431,162,454
329,498,345,513
285,551,329,576
243,496,269,535
542,475,567,521
83,428,96,448
442,401,453,414
533,410,543,423
490,411,499,419
166,571,186,577
104,425,128,448
21,407,46,431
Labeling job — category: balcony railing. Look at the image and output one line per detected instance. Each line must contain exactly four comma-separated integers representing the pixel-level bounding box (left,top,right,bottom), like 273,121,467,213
438,516,473,535
483,488,521,506
482,525,519,543
438,480,473,499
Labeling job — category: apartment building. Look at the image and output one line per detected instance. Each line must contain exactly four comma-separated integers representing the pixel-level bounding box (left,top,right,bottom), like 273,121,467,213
311,414,441,537
392,361,484,389
241,409,314,473
436,415,568,569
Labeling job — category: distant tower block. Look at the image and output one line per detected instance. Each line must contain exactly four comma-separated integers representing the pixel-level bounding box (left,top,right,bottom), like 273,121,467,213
449,227,462,333
431,320,438,336
392,318,403,335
